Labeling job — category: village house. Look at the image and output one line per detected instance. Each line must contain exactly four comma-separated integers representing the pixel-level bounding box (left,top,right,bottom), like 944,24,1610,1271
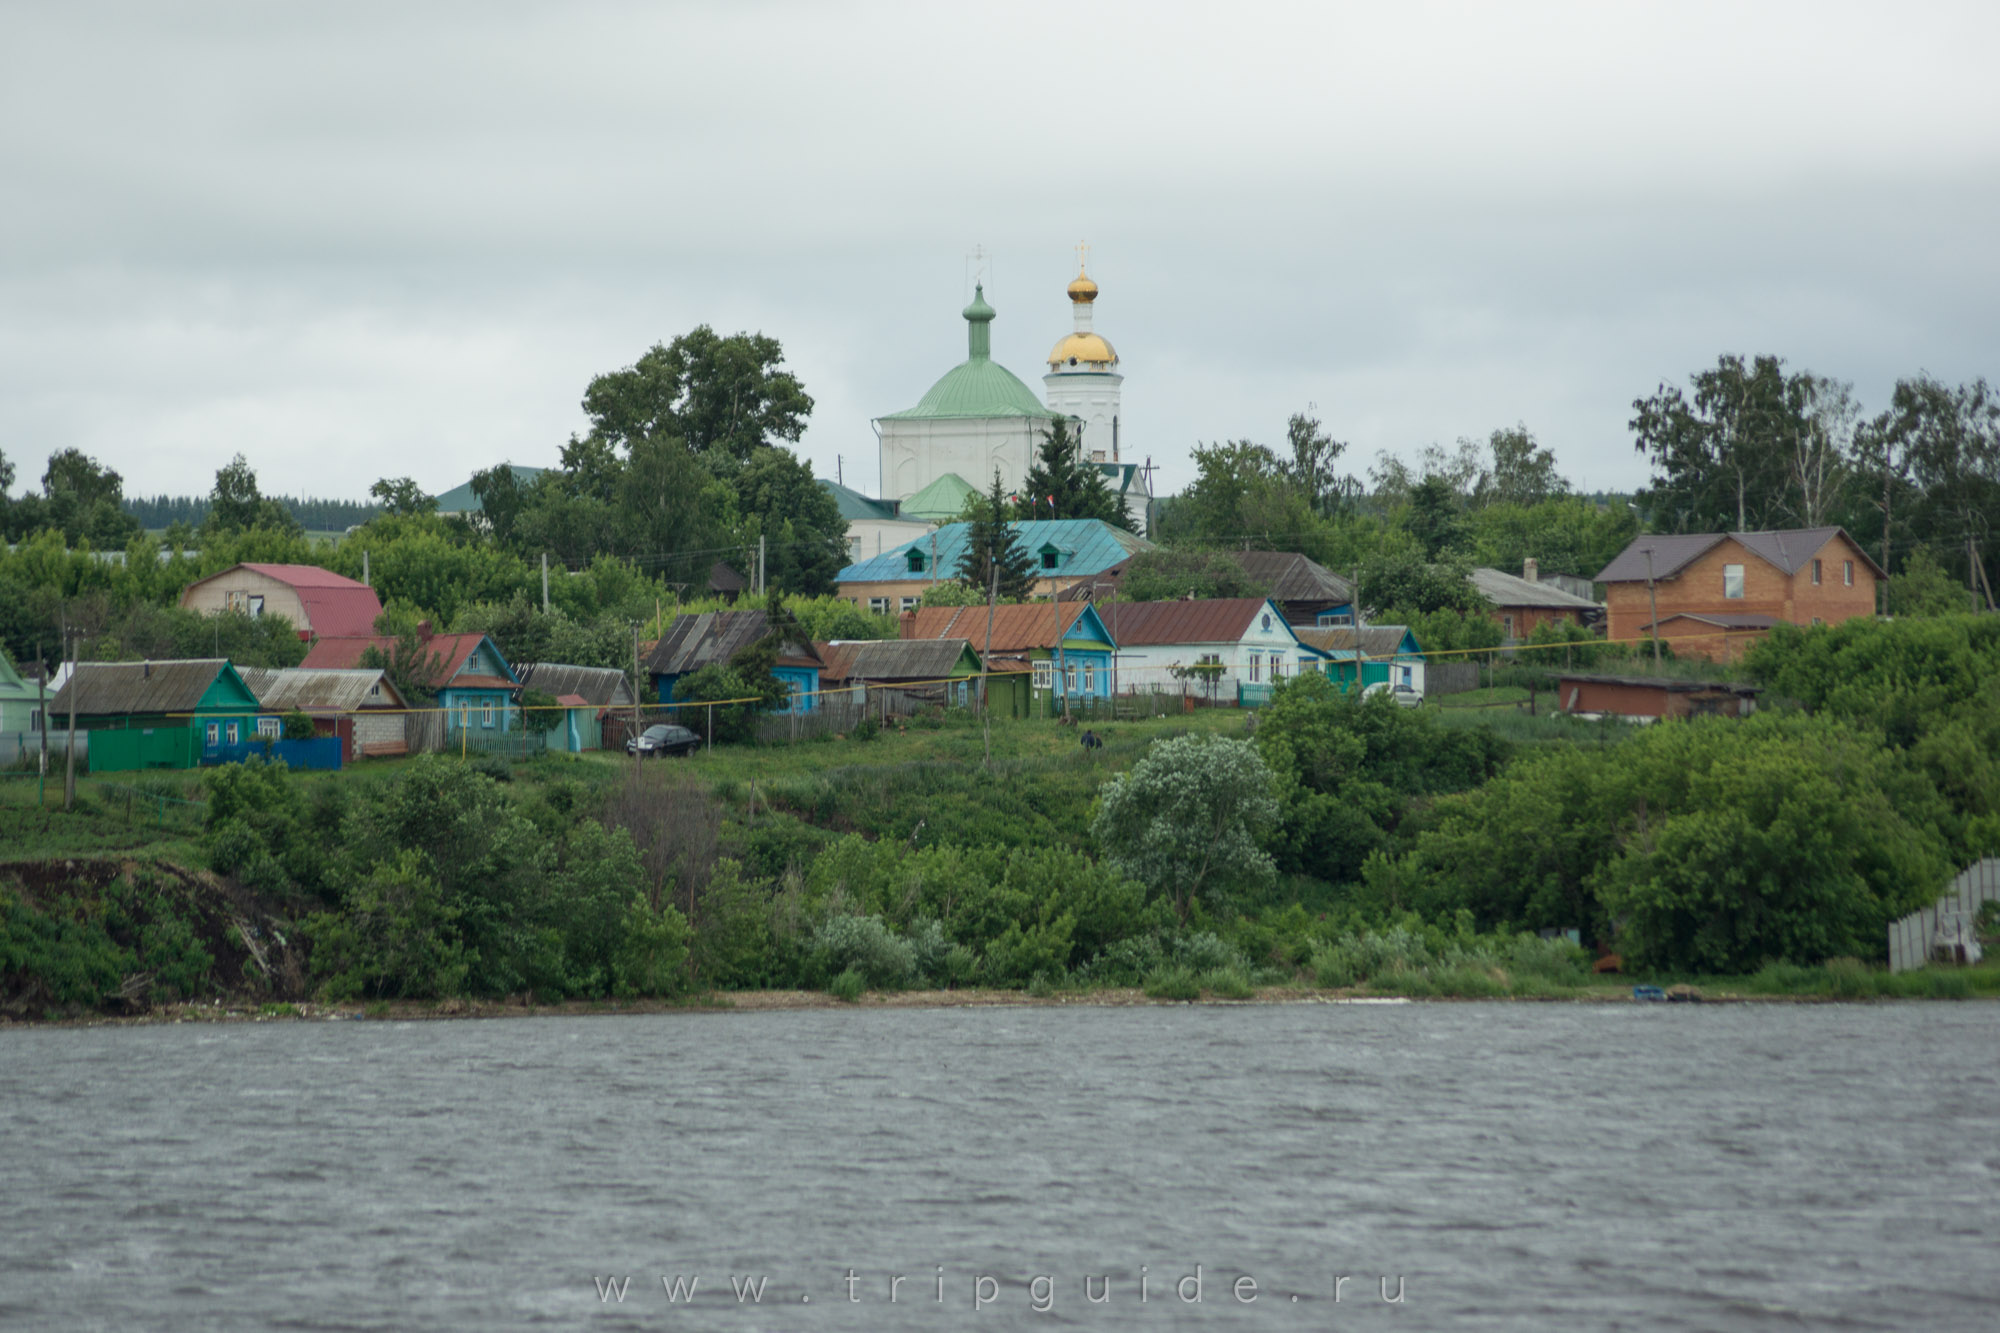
1470,559,1604,642
237,666,410,761
644,610,825,714
1093,597,1330,702
179,563,383,642
1594,527,1882,662
303,631,520,736
836,518,1151,613
46,659,266,770
1295,625,1427,696
899,602,1115,714
515,663,635,752
0,649,41,739
815,638,985,710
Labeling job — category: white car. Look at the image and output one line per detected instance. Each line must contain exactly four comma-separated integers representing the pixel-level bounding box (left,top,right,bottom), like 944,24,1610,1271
1361,681,1423,709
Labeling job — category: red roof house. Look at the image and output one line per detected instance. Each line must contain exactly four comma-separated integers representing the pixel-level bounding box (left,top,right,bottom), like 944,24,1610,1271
180,563,383,642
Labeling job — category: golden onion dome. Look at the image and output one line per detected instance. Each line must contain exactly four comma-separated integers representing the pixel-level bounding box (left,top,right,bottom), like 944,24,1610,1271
1048,331,1117,369
1067,272,1099,303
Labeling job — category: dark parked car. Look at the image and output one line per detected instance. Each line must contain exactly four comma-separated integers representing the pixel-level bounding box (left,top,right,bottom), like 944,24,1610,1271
627,723,700,757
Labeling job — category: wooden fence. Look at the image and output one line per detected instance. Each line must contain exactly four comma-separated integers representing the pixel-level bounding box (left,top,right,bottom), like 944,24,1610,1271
1425,661,1480,696
1889,858,2000,972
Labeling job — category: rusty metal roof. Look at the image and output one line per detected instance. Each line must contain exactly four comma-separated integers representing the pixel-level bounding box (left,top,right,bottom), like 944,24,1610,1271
901,602,1093,653
1092,598,1269,647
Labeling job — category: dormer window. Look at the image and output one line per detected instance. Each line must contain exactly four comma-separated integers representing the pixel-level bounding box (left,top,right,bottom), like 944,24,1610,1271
1039,544,1062,571
905,549,927,574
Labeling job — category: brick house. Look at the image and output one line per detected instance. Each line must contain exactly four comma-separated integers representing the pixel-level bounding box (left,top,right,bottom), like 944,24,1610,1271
1593,528,1883,662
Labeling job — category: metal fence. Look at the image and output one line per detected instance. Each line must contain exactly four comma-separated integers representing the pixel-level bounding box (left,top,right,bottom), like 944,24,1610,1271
0,729,84,769
1889,858,2000,972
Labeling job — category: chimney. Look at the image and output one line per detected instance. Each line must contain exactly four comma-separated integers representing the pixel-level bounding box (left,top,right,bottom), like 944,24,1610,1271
899,610,917,640
143,661,152,679
1523,558,1539,584
417,619,433,642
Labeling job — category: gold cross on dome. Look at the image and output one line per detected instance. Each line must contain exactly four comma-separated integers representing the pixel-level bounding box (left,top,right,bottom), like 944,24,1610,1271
1076,240,1090,274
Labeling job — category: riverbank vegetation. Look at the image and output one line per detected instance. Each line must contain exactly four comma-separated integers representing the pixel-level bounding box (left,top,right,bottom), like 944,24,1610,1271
5,614,1997,1018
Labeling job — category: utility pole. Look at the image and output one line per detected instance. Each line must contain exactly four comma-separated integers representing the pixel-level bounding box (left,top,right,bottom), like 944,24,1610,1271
541,552,550,614
631,621,644,745
757,536,766,598
1052,578,1070,722
982,547,998,766
36,647,48,808
1643,547,1663,666
363,549,370,587
63,625,79,812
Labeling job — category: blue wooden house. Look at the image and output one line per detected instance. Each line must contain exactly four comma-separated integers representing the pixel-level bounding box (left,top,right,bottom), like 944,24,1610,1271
643,610,826,715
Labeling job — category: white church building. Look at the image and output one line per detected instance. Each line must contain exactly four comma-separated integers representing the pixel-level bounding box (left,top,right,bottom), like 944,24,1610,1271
868,262,1149,531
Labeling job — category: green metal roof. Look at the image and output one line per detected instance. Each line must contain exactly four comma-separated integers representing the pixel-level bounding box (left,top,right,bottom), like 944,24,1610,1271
899,473,979,522
433,466,547,514
879,284,1057,422
818,479,901,522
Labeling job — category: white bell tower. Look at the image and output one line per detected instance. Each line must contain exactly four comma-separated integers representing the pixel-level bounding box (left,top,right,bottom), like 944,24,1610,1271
1042,244,1124,463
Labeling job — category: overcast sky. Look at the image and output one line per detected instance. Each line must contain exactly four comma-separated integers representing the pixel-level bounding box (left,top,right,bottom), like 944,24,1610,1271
5,1,1997,507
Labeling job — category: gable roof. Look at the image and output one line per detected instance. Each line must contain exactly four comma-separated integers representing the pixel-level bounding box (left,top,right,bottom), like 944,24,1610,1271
819,479,901,523
184,563,385,638
298,632,516,688
433,466,547,515
1296,625,1422,658
49,660,251,716
1230,550,1354,605
899,473,979,522
237,667,408,713
1470,567,1603,611
515,663,635,708
1595,528,1885,583
902,602,1107,654
1094,598,1287,648
837,518,1151,584
0,648,32,701
644,610,821,677
816,638,979,682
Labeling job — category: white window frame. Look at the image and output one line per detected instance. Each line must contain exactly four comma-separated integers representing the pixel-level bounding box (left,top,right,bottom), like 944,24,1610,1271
1248,653,1261,683
247,594,265,618
1723,564,1745,600
1065,663,1077,693
899,597,919,612
256,716,281,739
868,597,889,615
1082,663,1094,693
482,699,496,729
1811,559,1822,585
206,722,219,745
225,721,239,744
1033,661,1052,690
1844,560,1854,586
1270,656,1284,680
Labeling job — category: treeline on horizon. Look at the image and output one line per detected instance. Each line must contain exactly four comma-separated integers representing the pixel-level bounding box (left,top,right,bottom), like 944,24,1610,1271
120,494,382,533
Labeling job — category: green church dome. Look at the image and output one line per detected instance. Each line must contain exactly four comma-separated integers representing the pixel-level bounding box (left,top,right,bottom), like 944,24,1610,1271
879,284,1057,422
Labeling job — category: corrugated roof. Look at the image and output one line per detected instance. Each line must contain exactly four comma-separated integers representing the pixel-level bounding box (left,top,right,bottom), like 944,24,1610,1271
644,610,820,677
902,603,1097,654
1595,528,1884,583
1231,550,1354,604
299,632,504,685
1296,625,1421,657
1470,567,1603,610
1093,598,1270,647
50,660,237,716
816,638,976,682
238,667,407,713
837,518,1151,584
818,479,901,522
1656,611,1781,630
1556,673,1762,695
516,663,635,708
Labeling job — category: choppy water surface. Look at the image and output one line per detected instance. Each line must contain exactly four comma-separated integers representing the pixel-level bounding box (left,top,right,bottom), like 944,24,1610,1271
3,1002,1996,1330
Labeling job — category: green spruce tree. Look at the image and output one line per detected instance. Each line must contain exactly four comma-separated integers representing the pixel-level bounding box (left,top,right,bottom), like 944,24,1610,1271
957,470,1038,601
1019,417,1133,531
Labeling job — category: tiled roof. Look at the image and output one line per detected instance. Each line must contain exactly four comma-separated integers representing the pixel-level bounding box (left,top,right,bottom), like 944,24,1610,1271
1595,528,1884,583
1470,567,1603,610
837,518,1151,584
1093,598,1270,647
238,667,407,713
50,660,236,716
516,663,634,708
816,638,976,682
902,603,1095,654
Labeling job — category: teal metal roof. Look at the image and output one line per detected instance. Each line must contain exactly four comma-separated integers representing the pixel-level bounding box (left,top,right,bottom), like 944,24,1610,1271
878,284,1057,421
835,518,1152,584
818,479,900,522
899,473,979,522
434,466,547,514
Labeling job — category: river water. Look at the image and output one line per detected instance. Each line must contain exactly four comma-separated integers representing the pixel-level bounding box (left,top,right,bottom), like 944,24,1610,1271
2,1001,1996,1330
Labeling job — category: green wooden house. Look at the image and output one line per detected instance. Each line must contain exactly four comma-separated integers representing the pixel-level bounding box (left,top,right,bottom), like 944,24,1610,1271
47,659,268,770
0,649,41,736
